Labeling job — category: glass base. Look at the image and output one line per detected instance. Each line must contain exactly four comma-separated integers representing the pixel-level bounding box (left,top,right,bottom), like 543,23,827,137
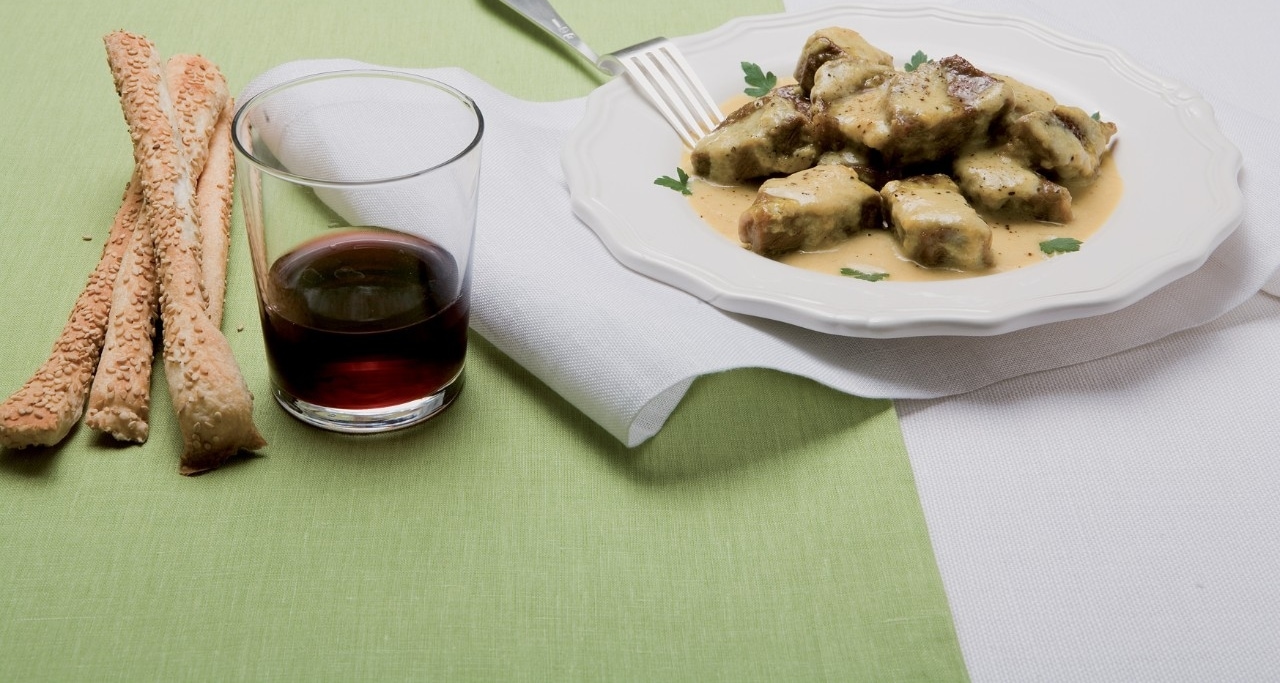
273,372,463,434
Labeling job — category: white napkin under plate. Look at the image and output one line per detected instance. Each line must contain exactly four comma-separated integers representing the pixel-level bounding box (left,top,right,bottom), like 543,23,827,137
239,23,1277,446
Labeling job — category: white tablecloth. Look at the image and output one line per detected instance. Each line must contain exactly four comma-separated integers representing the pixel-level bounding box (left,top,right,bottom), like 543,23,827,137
781,0,1280,679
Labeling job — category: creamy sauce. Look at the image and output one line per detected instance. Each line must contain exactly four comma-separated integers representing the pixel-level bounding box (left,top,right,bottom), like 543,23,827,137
687,154,1122,282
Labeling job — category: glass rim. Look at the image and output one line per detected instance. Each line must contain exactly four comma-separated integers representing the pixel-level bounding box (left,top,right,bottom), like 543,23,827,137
231,68,485,189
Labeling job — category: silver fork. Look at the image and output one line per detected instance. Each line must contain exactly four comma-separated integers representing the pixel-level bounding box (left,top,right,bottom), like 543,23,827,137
497,0,723,147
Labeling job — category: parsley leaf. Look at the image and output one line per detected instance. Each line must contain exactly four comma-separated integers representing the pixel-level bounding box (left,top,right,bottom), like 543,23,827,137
1039,237,1082,255
840,267,890,282
654,167,693,195
741,61,777,97
904,50,929,72
1091,111,1101,121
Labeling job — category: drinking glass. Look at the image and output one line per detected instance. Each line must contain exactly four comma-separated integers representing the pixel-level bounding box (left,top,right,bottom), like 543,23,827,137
232,69,483,433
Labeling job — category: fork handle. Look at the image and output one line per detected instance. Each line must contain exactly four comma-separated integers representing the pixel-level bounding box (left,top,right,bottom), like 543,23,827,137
497,0,607,72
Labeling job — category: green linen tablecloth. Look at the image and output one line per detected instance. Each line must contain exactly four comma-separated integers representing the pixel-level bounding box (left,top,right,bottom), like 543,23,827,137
0,1,966,679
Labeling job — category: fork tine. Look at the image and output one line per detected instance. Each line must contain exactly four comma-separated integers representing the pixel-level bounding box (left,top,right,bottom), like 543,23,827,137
615,57,700,148
609,39,724,148
653,42,723,132
633,48,721,139
626,55,705,145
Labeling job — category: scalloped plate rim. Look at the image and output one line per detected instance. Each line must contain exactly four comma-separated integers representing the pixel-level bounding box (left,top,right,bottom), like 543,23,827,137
561,4,1244,338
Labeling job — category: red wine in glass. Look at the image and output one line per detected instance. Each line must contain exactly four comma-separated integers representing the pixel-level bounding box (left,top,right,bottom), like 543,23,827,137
260,228,469,412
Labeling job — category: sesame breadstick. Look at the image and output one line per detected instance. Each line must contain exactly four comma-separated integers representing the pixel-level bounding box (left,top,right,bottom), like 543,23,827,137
0,176,140,448
197,99,235,327
104,31,265,473
85,54,229,443
83,187,157,442
167,54,227,189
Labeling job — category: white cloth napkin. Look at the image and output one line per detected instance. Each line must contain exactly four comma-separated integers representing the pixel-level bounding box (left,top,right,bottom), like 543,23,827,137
240,1,1278,446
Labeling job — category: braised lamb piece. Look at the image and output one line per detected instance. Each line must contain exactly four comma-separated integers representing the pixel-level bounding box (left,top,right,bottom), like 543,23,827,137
690,85,819,184
992,73,1059,130
793,27,894,94
739,164,883,257
809,57,894,109
814,55,1009,166
1011,105,1118,181
880,174,994,271
953,145,1073,223
815,147,895,189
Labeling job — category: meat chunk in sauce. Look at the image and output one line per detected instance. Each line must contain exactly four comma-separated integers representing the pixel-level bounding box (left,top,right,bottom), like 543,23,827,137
881,174,993,270
793,27,895,94
992,73,1059,130
809,57,894,107
815,147,895,189
815,55,1010,165
690,85,819,184
739,164,884,257
1011,105,1118,181
953,145,1073,222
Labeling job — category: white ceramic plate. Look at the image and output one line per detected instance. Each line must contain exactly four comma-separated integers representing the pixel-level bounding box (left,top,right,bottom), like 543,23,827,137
561,5,1243,337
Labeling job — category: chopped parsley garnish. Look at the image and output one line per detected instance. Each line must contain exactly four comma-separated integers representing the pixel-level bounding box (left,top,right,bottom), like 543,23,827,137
654,167,693,195
903,50,929,72
741,61,777,97
1091,111,1101,121
1039,237,1082,255
840,267,890,282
